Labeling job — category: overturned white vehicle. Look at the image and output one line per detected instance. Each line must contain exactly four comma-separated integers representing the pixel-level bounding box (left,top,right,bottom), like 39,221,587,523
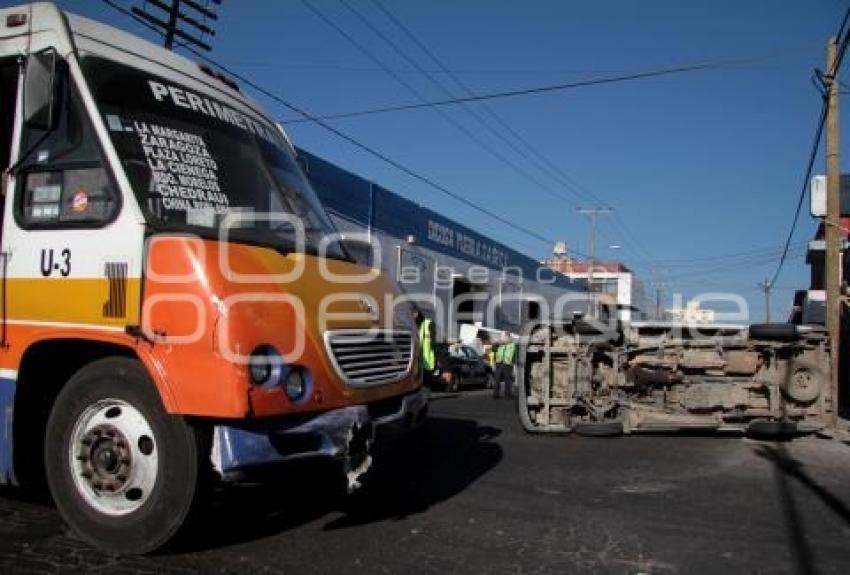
518,320,831,436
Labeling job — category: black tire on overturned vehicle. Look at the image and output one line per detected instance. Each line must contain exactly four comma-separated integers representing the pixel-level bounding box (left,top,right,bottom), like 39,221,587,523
573,420,624,437
44,357,207,554
748,323,798,341
747,419,799,439
572,319,619,341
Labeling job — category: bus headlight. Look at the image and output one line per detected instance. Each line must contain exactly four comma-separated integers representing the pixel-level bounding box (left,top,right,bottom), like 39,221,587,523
248,345,284,389
284,368,308,402
248,346,311,402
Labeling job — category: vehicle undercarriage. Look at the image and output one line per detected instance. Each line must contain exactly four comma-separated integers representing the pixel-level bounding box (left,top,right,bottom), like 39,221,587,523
519,321,831,436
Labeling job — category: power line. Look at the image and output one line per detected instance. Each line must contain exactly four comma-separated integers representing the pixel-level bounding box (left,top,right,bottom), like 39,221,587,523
101,0,196,50
299,0,574,247
650,240,809,268
671,248,808,283
280,60,736,124
131,0,221,52
769,5,850,285
346,0,644,267
348,0,718,273
215,61,781,76
345,0,655,269
100,0,576,254
318,0,586,223
607,213,659,267
368,0,660,269
368,0,592,206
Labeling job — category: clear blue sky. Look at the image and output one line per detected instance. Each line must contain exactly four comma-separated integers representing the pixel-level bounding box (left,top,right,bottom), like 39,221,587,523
56,0,850,321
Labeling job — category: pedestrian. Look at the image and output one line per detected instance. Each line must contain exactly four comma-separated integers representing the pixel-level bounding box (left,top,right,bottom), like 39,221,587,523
414,308,437,387
486,344,496,370
493,334,516,399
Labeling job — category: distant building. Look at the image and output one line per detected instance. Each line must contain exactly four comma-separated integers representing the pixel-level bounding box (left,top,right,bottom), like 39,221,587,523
796,175,850,325
299,149,588,340
666,300,716,324
793,215,850,325
543,259,649,322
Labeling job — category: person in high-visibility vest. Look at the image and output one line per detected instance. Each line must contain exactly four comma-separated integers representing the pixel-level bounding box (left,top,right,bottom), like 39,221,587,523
493,335,516,399
414,308,436,386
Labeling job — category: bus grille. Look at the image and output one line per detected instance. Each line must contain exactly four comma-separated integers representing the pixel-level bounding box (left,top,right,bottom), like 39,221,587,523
324,330,414,387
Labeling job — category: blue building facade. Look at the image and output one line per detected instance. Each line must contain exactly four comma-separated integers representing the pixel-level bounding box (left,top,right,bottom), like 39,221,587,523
300,149,587,339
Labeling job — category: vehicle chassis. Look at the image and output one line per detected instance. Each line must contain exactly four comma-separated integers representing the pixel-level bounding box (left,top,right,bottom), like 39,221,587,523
518,321,831,435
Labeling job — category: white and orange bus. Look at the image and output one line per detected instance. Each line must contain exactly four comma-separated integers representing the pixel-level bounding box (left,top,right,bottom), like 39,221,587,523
0,2,426,552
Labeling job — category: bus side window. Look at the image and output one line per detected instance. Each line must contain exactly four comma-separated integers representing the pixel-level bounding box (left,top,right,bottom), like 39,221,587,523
15,56,118,229
0,58,21,233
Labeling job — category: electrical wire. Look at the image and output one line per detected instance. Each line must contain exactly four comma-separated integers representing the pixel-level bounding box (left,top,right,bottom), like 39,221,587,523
279,61,739,125
650,240,809,267
767,6,850,286
670,248,809,283
117,0,754,276
367,0,659,268
100,0,581,254
367,0,591,205
341,0,656,271
103,0,822,279
311,0,584,227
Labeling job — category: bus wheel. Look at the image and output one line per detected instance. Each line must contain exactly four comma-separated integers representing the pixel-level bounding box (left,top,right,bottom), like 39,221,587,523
44,358,202,554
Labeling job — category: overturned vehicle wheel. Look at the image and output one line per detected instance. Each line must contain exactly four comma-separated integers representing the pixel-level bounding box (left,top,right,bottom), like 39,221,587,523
747,419,799,440
573,420,624,437
748,323,798,341
781,358,826,405
521,319,830,437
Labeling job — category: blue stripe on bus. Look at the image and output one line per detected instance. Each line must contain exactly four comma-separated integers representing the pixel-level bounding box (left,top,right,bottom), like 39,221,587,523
0,377,15,485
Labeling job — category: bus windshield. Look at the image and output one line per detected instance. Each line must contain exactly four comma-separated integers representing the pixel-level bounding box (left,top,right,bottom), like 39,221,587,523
81,56,345,259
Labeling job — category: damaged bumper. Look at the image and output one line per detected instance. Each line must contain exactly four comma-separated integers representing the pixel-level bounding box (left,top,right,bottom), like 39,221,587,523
211,387,428,487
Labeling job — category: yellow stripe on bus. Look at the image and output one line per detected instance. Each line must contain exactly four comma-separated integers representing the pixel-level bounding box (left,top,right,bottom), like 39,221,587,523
4,277,141,326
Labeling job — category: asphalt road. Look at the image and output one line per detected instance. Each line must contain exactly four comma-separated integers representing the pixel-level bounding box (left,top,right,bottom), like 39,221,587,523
1,390,850,574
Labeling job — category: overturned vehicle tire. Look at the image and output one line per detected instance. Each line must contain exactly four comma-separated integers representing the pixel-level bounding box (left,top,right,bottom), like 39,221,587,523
519,320,829,438
747,419,799,439
748,323,798,341
573,421,624,437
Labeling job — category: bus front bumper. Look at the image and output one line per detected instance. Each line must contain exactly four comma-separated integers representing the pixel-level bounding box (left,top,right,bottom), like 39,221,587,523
210,387,429,488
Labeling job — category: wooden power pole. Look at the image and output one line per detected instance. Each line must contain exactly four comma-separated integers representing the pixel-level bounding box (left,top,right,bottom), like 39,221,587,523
577,207,611,317
758,278,772,323
132,0,221,52
826,37,841,430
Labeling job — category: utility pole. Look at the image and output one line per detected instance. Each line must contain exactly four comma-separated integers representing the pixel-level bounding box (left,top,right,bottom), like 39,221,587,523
577,207,611,317
758,278,773,323
132,0,222,52
826,37,841,430
656,286,662,319
652,272,667,320
163,0,180,50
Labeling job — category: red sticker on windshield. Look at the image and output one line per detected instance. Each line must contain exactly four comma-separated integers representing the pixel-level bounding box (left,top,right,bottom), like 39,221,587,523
71,191,89,214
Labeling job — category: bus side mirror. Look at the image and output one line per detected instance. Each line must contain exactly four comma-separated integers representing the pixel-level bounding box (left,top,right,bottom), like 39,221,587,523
24,49,59,131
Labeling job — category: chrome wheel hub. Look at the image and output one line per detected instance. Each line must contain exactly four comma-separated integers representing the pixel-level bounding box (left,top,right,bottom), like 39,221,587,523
69,399,158,516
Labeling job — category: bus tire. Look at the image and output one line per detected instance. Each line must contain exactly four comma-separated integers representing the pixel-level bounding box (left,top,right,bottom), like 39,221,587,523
44,357,203,554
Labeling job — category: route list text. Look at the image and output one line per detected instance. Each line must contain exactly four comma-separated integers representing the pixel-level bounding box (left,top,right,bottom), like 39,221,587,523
136,121,228,223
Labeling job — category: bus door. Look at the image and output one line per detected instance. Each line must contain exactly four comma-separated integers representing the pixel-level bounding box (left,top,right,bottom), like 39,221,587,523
0,55,21,347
